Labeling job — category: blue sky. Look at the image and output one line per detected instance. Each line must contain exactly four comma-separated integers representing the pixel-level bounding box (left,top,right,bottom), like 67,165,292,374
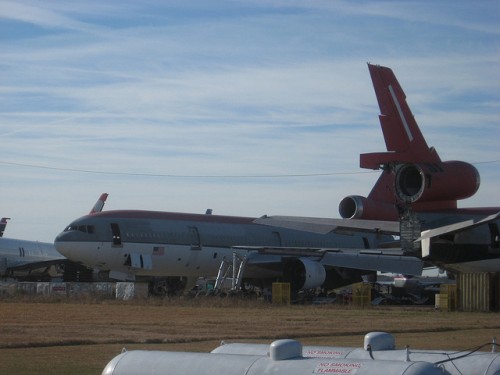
1,1,499,242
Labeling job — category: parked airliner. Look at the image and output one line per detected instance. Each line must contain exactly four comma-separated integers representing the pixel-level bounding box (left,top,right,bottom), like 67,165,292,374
61,63,494,294
54,191,421,294
258,64,500,273
0,218,66,280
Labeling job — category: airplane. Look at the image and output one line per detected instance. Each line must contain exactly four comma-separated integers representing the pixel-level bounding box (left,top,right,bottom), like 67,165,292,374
257,63,500,274
0,213,97,281
56,63,499,293
0,218,67,280
54,193,423,295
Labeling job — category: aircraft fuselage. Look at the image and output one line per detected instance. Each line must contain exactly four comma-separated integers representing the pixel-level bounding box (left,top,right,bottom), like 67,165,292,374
0,237,65,277
54,210,385,281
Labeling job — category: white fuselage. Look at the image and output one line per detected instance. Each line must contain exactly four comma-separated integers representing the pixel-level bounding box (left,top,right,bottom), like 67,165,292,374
54,209,384,283
0,237,65,275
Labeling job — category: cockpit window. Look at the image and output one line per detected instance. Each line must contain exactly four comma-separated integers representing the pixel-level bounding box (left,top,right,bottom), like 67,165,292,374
64,225,95,233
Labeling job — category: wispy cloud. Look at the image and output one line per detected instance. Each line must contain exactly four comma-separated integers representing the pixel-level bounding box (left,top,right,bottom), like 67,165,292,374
0,0,498,241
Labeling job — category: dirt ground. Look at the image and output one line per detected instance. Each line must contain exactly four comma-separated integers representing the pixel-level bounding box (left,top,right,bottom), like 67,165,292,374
1,298,499,375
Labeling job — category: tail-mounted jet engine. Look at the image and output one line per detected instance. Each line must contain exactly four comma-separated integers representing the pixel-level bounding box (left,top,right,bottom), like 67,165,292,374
394,161,480,204
339,194,397,220
339,161,480,220
282,258,326,291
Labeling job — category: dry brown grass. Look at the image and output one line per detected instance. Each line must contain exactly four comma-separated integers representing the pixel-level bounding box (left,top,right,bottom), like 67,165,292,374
1,297,499,375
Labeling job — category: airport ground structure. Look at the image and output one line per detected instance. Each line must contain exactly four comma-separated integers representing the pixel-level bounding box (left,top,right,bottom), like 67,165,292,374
1,272,498,312
0,280,147,301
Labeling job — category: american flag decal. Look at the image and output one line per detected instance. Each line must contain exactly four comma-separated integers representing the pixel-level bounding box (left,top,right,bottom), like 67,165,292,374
153,246,165,255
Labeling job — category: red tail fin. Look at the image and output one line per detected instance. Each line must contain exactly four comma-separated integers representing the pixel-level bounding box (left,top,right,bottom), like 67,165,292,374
360,64,441,170
339,64,480,220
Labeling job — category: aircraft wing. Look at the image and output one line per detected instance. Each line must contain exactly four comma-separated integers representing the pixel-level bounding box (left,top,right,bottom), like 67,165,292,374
321,250,422,275
235,246,423,276
254,216,400,235
419,211,500,240
418,212,500,258
7,258,69,272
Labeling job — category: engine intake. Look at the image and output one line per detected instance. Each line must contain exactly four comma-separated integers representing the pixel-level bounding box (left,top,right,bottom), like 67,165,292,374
339,195,398,220
395,161,480,204
283,258,326,290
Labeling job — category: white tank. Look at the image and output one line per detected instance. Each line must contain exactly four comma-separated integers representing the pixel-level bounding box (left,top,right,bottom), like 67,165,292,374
103,339,442,375
211,333,500,375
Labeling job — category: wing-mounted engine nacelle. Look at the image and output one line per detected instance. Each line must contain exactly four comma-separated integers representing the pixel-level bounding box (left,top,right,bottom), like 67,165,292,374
395,161,480,204
339,195,398,220
283,258,326,291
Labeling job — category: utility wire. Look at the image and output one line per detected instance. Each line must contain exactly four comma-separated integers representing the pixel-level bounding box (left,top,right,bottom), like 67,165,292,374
0,160,376,179
1,159,498,179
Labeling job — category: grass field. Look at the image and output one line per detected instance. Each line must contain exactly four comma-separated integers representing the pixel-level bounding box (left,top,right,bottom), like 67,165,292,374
1,297,499,375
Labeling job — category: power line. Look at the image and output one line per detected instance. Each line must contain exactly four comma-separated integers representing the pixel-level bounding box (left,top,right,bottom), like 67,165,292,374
1,159,498,179
0,160,376,179
473,159,500,165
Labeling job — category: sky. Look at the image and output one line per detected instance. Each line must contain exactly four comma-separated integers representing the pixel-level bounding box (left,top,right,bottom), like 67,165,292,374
1,0,499,242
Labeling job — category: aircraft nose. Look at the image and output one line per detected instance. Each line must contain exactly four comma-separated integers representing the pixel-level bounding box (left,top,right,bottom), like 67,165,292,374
54,231,74,258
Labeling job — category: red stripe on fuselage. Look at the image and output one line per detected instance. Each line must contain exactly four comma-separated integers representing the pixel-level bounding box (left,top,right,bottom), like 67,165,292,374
89,210,257,225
